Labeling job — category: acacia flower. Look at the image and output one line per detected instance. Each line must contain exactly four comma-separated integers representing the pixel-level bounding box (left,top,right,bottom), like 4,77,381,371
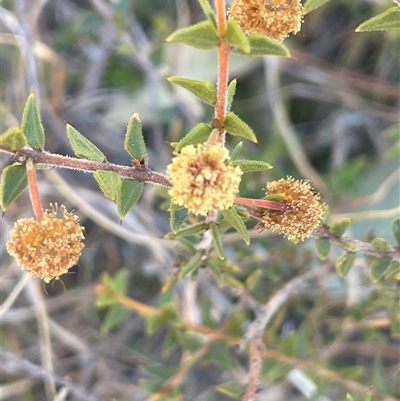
229,0,303,42
167,144,242,216
6,205,85,283
257,176,324,243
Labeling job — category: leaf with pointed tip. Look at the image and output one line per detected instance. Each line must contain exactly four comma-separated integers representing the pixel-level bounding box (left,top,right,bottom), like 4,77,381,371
210,223,225,260
224,112,257,143
0,128,27,150
166,21,218,50
329,219,351,236
303,0,331,14
216,381,246,398
226,79,237,114
198,0,217,27
315,238,331,260
230,159,273,172
124,113,147,162
356,7,400,32
226,18,250,54
67,124,105,162
179,252,203,278
0,164,28,210
335,252,356,278
167,76,217,105
392,217,400,245
117,178,143,219
165,222,208,238
221,207,250,245
21,93,45,149
232,35,290,57
175,123,212,151
230,141,242,161
94,170,119,201
370,256,392,281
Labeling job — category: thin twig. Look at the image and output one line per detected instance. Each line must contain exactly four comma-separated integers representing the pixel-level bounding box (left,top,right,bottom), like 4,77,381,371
0,272,30,317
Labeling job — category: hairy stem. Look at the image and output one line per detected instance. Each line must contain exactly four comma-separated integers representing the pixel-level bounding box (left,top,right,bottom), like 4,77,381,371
26,159,43,220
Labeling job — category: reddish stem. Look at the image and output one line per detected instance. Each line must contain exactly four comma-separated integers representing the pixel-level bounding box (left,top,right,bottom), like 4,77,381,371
234,197,286,212
26,159,43,221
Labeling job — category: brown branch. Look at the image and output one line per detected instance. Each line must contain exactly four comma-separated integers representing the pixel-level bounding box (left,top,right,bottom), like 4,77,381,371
1,144,171,187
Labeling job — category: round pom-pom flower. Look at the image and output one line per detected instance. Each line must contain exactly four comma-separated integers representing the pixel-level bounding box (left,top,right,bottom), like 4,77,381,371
167,144,242,216
229,0,303,42
257,176,324,243
6,205,85,283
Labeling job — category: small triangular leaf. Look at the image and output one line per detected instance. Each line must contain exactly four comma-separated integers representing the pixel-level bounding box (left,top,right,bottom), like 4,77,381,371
226,18,251,54
335,252,356,278
170,205,189,233
166,21,218,50
230,159,273,172
0,127,27,150
167,76,217,105
303,0,331,15
370,256,392,281
315,238,331,260
174,123,212,151
124,113,147,162
21,93,45,149
117,178,143,218
329,218,351,237
0,164,28,210
102,304,129,333
226,79,237,113
232,35,290,57
94,170,119,201
210,222,225,260
67,124,105,162
224,112,257,143
221,207,250,245
356,7,400,32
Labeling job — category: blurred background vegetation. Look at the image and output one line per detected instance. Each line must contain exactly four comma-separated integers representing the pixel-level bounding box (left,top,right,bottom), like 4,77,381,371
0,0,399,400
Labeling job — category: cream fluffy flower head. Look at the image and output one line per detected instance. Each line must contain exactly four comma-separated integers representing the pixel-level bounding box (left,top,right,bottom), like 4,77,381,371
6,205,85,283
167,144,242,216
229,0,303,42
258,176,324,243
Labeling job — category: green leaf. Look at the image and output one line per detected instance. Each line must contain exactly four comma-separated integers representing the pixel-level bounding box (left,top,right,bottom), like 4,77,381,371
169,206,188,233
216,381,245,398
222,273,244,289
174,123,212,151
315,238,331,260
66,124,105,162
232,35,290,57
230,141,242,161
124,113,147,162
179,252,203,278
113,268,129,294
145,314,165,335
0,127,27,150
167,76,217,105
102,303,129,333
226,18,250,54
166,21,218,50
207,259,224,287
370,256,392,281
245,269,263,291
226,79,237,114
221,207,250,245
165,222,208,238
335,252,356,278
206,341,235,369
210,223,225,260
303,0,331,15
384,259,400,279
94,170,119,201
392,217,400,245
0,164,28,210
370,237,391,252
224,112,257,143
117,178,143,218
21,93,45,149
362,391,372,401
329,219,351,237
356,7,400,32
230,159,273,173
346,392,355,401
198,0,217,27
